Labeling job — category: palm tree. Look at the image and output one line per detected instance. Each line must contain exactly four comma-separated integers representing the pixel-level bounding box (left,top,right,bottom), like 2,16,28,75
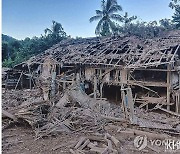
44,21,66,37
89,0,123,36
123,12,137,26
118,12,137,34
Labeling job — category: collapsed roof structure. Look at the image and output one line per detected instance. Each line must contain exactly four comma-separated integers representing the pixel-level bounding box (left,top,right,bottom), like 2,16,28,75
4,31,180,120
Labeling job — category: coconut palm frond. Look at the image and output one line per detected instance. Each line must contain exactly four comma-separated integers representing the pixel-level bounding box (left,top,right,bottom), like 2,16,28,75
106,0,118,11
101,0,106,10
89,15,102,23
96,10,103,15
44,28,52,35
108,4,122,14
129,16,137,22
108,19,117,32
95,19,104,35
106,0,112,11
110,14,124,22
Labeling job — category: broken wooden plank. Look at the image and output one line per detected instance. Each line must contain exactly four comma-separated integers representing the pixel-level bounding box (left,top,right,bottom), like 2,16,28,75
101,115,128,123
74,137,87,149
79,139,90,150
155,105,180,117
69,149,77,154
119,128,170,139
105,133,120,147
2,110,17,121
15,72,23,90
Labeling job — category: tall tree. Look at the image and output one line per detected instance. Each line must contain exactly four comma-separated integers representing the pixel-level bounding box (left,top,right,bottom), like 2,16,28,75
44,20,67,38
2,21,68,67
89,0,123,36
118,12,137,34
2,42,9,61
159,18,175,29
169,0,180,28
123,12,137,26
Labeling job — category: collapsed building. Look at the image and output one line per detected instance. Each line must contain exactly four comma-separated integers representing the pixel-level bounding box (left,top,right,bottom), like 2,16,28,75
4,31,180,120
2,31,180,153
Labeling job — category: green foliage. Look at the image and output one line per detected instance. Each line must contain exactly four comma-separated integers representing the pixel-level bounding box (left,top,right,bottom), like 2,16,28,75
2,42,9,61
116,19,175,38
2,21,68,68
169,0,180,28
172,6,180,28
2,34,16,43
159,18,175,29
123,12,137,25
90,0,178,37
2,58,14,67
44,20,67,38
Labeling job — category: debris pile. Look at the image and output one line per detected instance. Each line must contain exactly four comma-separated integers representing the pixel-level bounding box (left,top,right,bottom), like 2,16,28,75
2,84,180,153
3,84,123,138
70,133,120,154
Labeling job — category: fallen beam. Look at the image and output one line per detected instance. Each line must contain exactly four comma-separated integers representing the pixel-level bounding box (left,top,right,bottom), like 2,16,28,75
2,110,17,121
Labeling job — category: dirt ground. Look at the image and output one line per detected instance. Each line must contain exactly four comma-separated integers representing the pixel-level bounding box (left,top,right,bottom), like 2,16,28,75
2,122,180,154
2,89,180,154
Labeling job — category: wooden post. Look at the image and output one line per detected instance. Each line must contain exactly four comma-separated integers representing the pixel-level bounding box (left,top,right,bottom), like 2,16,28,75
179,72,180,90
178,72,180,113
146,104,148,111
63,82,66,91
5,73,9,90
127,88,134,123
94,75,97,99
120,69,128,84
59,64,61,75
167,64,171,110
76,73,80,83
176,93,180,113
100,82,104,99
79,67,82,79
40,64,42,74
115,70,118,82
178,94,180,114
27,64,32,89
21,74,23,89
121,87,135,123
175,93,179,113
121,88,128,119
51,72,56,98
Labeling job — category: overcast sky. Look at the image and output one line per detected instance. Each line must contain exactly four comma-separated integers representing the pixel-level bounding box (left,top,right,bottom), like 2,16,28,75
2,0,174,40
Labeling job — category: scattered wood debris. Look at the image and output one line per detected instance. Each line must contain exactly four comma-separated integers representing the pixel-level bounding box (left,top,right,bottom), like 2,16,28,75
2,31,180,153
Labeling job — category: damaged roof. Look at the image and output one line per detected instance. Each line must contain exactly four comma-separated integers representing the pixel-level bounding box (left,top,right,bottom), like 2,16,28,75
15,30,180,69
